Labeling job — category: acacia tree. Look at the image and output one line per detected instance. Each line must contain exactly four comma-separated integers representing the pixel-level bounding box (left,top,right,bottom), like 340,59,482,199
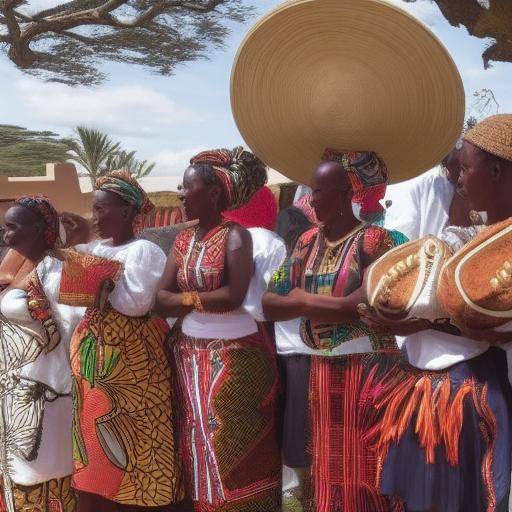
0,125,71,176
0,0,252,86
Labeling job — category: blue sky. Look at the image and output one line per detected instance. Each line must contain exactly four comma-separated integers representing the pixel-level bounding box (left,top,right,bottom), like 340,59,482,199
0,0,510,177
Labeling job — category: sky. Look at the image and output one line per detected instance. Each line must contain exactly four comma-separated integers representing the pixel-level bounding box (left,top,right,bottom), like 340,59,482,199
0,0,511,179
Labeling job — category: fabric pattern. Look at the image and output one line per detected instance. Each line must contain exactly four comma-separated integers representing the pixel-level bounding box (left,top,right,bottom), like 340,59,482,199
190,147,267,210
68,251,183,507
95,170,154,217
322,150,388,222
379,347,512,512
270,224,406,512
15,196,61,249
174,223,232,294
58,249,122,308
0,475,77,512
308,352,404,512
270,225,398,351
173,223,281,511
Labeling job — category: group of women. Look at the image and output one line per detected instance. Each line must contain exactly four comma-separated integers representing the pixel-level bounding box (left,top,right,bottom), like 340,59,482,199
0,113,510,512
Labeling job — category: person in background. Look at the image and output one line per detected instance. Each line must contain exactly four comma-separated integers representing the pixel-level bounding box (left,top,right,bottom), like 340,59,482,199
275,184,314,256
263,150,407,512
155,148,282,512
60,211,94,246
384,142,473,241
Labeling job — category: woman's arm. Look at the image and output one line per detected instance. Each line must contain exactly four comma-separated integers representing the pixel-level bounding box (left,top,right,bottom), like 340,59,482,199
263,286,365,323
155,225,253,317
154,251,193,318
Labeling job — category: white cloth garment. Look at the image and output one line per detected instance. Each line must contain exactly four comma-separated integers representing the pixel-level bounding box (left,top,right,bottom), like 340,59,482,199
384,168,489,370
0,256,85,487
75,238,166,317
182,228,286,339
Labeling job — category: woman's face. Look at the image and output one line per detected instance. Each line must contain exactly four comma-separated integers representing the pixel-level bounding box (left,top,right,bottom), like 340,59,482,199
179,166,220,221
3,205,45,256
92,190,133,239
458,141,496,212
310,161,352,224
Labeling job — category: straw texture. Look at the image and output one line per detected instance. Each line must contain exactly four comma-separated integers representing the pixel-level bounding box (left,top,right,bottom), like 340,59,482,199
464,114,512,162
231,0,465,184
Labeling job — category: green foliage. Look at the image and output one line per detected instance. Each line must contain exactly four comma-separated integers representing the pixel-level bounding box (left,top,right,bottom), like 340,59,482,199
103,150,156,179
1,1,254,86
0,125,71,176
65,126,121,183
65,126,156,183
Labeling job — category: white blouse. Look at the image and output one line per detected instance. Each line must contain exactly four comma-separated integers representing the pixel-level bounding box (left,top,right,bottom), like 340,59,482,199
75,238,167,317
0,257,85,487
181,228,286,339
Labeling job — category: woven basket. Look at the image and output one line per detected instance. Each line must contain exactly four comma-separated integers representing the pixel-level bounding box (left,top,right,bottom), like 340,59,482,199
367,236,451,321
438,218,512,330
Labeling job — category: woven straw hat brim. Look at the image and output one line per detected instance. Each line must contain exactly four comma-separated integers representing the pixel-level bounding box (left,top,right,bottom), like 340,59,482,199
231,0,465,184
464,114,512,163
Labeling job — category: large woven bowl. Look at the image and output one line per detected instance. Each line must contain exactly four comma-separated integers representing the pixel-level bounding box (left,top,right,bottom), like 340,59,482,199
438,219,512,330
367,236,451,321
231,0,465,184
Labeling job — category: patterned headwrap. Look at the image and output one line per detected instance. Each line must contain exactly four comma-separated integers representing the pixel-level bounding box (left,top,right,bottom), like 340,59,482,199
190,146,267,210
15,195,61,249
95,170,154,216
322,149,388,222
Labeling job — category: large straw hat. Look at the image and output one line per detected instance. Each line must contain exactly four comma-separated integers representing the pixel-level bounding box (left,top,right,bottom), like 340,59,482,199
231,0,465,184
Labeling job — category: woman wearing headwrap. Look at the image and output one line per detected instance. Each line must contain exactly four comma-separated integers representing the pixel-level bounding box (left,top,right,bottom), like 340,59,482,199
262,150,408,512
155,148,282,512
0,196,82,512
361,115,512,512
62,171,185,511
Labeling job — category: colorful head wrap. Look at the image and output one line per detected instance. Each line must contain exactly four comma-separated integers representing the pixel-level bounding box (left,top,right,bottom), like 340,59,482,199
95,170,154,216
322,149,388,222
463,114,512,163
223,186,278,230
15,195,61,248
190,146,267,210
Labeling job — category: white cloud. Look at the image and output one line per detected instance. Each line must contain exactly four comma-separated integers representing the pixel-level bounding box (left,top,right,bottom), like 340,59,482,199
16,79,205,137
150,147,208,177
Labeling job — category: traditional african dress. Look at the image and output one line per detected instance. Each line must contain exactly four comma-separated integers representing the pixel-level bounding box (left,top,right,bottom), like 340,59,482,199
0,256,85,512
271,223,406,512
377,224,512,512
173,222,282,512
67,239,184,507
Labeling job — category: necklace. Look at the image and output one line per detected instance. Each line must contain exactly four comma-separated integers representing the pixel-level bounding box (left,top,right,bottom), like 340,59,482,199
322,222,366,248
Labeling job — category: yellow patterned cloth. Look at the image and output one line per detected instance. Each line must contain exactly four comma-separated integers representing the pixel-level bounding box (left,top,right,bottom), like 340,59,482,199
0,476,76,512
70,298,183,505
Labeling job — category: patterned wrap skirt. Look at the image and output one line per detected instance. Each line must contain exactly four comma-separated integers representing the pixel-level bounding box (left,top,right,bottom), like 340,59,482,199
290,350,404,512
0,476,76,512
173,328,282,512
379,346,512,512
70,306,184,507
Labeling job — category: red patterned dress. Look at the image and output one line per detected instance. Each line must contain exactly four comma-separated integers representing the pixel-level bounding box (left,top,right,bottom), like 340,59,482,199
173,222,281,512
271,224,407,512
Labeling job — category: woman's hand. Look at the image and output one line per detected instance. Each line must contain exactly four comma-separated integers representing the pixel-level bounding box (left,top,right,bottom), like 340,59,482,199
358,304,431,336
154,290,193,319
